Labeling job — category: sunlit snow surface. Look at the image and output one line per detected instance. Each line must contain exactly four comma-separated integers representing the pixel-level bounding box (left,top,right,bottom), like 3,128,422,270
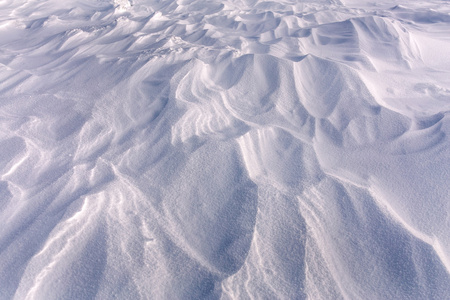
0,0,450,298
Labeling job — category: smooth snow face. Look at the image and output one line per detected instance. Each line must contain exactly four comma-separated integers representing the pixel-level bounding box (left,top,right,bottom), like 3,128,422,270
1,0,449,299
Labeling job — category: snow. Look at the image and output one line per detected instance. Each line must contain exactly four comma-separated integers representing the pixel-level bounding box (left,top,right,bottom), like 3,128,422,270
0,0,449,299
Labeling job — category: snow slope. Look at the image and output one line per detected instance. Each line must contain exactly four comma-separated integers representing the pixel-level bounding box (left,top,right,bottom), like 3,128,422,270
0,0,449,299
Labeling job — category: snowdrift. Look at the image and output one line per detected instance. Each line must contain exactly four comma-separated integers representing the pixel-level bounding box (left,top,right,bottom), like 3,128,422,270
0,0,449,299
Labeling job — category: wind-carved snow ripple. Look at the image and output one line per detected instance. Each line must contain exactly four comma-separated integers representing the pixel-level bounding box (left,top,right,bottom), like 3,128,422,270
1,0,450,299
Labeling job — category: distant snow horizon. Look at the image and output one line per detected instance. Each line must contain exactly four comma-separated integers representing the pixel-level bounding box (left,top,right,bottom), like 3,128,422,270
0,0,449,299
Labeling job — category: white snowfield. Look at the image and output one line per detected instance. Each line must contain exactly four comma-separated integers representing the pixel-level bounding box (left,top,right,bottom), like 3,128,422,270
0,0,449,299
